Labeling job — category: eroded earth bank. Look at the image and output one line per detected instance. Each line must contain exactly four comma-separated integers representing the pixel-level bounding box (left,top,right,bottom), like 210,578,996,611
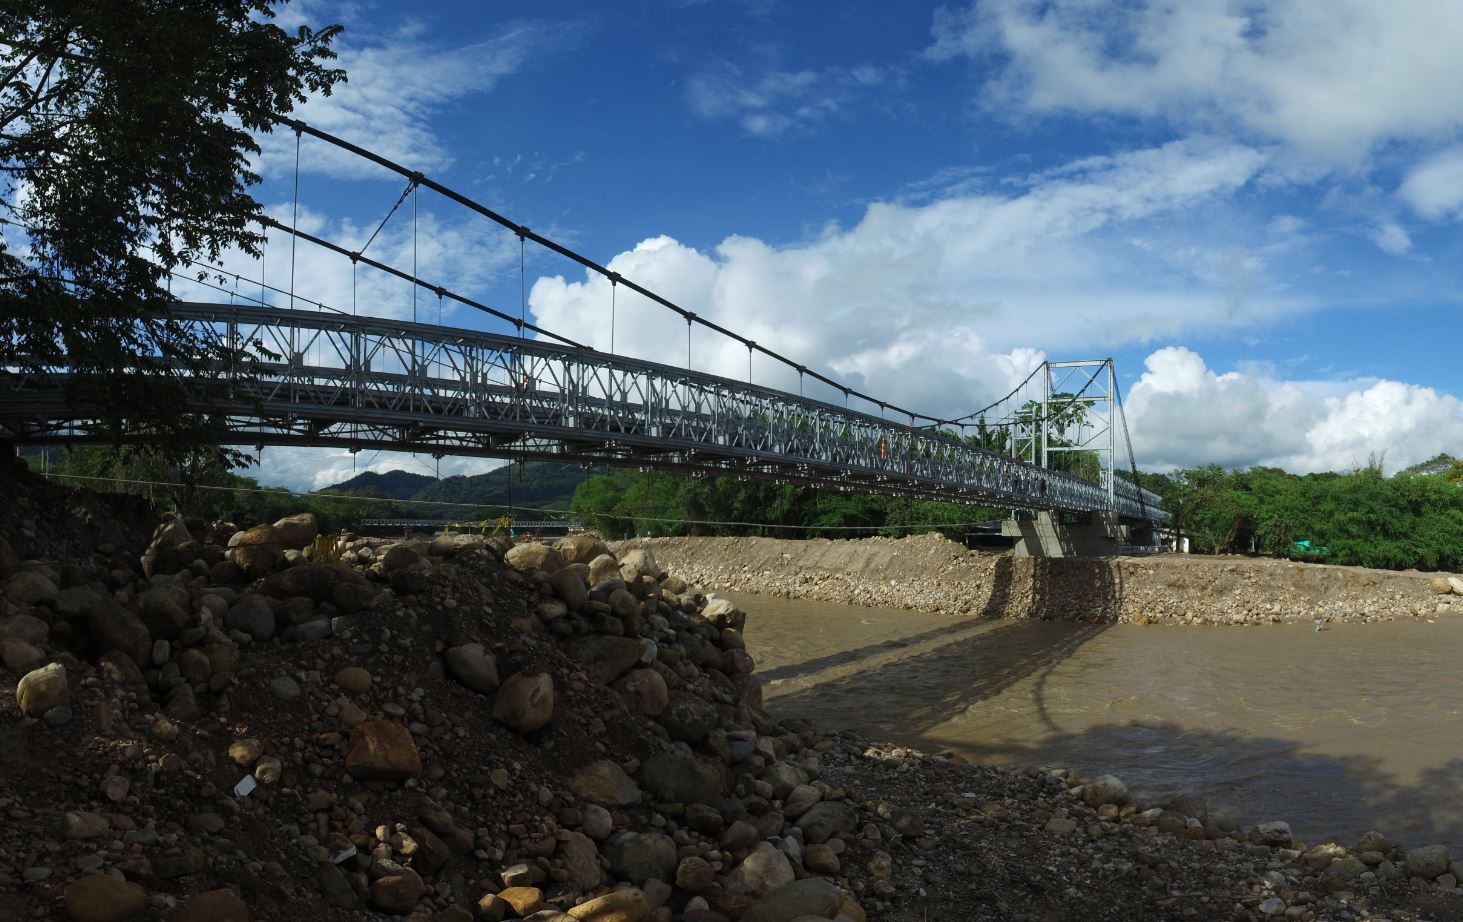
2,458,1462,922
620,534,1460,626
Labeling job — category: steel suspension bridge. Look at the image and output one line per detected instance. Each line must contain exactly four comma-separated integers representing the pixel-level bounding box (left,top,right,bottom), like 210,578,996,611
0,115,1165,526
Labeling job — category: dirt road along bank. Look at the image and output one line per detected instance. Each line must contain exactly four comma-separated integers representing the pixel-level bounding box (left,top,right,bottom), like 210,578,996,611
617,534,1456,626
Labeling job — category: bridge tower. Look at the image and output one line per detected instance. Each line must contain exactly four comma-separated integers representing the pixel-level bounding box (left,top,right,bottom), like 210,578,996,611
1001,358,1148,556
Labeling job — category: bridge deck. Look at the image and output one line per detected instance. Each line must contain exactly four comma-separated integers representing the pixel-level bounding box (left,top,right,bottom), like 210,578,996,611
0,303,1164,522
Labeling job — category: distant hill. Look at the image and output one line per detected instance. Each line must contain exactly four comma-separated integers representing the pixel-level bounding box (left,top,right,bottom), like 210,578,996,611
320,469,435,500
322,462,605,512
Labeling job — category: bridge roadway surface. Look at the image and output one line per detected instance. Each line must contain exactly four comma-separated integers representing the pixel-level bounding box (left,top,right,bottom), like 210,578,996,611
1,303,1164,522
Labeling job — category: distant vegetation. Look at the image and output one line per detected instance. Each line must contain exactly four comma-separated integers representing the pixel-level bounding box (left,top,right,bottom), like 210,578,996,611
571,469,999,539
1138,458,1463,571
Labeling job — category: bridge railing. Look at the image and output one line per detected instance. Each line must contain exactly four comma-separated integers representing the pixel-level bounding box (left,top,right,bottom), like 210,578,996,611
1,303,1166,521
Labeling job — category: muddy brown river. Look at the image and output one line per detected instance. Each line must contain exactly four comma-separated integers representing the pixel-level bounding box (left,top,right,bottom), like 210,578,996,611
733,591,1463,849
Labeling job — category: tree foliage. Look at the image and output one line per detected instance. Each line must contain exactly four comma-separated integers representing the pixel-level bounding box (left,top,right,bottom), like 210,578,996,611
571,469,999,540
1,1,343,464
1138,463,1463,571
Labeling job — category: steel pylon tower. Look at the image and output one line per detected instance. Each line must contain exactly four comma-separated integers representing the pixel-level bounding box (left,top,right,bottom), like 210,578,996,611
1009,359,1118,511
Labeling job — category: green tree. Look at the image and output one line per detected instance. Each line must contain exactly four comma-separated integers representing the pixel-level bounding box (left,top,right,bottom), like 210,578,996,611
1446,460,1463,484
1,1,343,466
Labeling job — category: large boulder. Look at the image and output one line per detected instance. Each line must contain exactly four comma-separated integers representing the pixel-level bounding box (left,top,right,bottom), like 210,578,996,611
445,643,499,693
618,548,661,583
587,554,621,585
0,613,48,644
549,567,589,612
493,672,554,733
569,760,642,806
257,563,366,604
1,638,44,672
151,517,194,548
175,889,251,922
797,801,857,844
725,842,795,898
638,750,725,805
604,831,676,885
53,585,102,620
139,542,179,578
612,668,668,717
138,586,190,640
380,544,422,573
1251,820,1294,848
1406,844,1451,878
223,597,276,641
558,831,604,892
231,525,284,578
740,878,844,922
566,887,646,921
345,720,422,781
272,512,320,549
659,690,719,743
700,597,747,632
88,601,152,666
504,542,565,574
1083,774,1129,808
370,868,426,914
555,533,610,566
63,874,146,922
16,662,68,717
568,635,642,685
332,581,381,614
2,570,57,606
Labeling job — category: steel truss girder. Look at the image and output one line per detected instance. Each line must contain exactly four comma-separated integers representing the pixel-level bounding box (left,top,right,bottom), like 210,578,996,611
1,303,1165,521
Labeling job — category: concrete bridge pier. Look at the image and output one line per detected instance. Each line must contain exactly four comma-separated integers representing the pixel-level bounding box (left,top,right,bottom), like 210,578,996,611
1002,510,1134,557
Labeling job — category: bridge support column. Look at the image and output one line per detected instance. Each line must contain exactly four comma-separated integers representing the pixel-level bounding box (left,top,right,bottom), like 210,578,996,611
1001,510,1130,558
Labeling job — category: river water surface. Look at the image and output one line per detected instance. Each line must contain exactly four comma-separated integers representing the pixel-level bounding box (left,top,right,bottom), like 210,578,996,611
733,591,1463,849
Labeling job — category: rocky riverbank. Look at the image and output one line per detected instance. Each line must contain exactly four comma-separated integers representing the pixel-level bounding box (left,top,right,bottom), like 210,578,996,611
617,534,1458,626
1,456,1461,921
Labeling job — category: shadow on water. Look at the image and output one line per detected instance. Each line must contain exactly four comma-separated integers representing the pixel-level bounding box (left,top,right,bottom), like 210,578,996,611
762,556,1463,852
757,617,996,685
770,555,1124,739
945,721,1463,852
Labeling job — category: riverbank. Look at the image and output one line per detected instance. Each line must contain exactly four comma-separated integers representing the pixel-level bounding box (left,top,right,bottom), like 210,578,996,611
617,534,1456,626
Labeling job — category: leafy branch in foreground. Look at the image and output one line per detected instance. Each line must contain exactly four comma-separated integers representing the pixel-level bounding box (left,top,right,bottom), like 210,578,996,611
0,1,344,468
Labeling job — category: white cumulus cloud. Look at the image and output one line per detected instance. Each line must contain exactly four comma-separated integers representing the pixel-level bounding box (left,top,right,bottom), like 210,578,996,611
1399,147,1463,220
529,140,1286,418
930,0,1463,169
1126,347,1463,473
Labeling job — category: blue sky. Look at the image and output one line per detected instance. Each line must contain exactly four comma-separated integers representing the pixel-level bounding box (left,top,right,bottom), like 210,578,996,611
213,0,1463,489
